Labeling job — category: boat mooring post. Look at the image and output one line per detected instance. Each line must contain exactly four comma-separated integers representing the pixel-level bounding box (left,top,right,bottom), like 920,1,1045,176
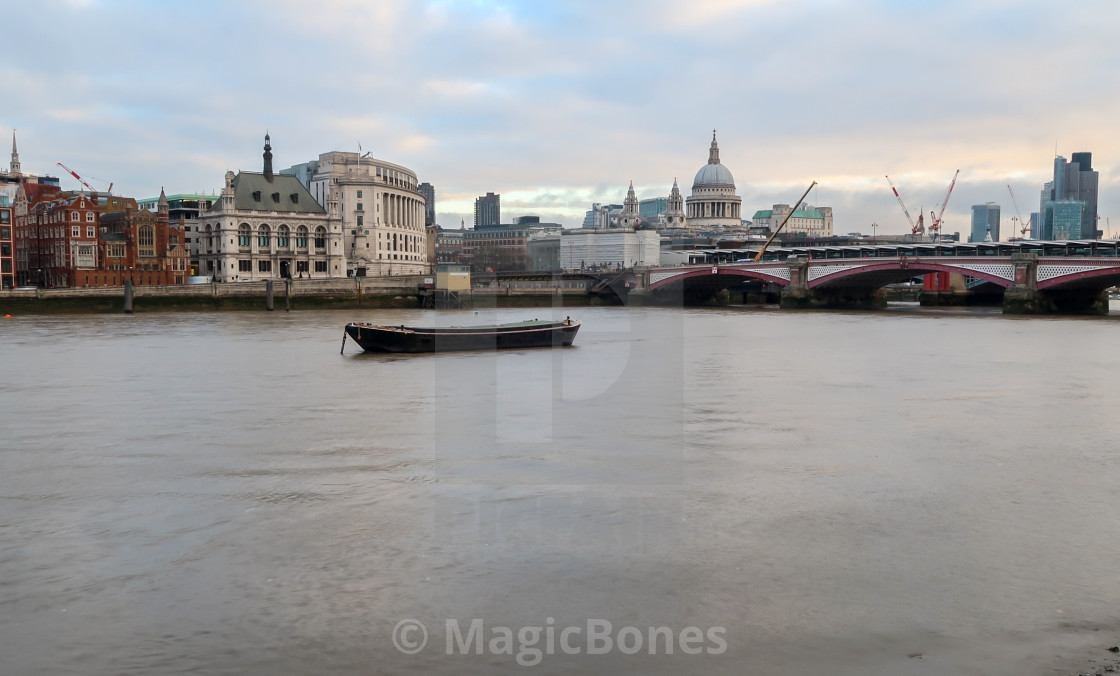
266,279,274,311
285,279,292,312
123,280,134,314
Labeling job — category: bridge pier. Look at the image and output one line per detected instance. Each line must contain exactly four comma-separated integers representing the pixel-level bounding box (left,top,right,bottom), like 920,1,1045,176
1001,253,1109,315
778,258,887,310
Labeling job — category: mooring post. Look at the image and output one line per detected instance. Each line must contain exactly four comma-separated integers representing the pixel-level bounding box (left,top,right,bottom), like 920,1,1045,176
266,279,274,311
285,279,292,312
123,280,134,314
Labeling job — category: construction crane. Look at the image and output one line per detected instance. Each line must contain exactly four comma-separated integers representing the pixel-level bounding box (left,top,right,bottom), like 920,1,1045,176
1006,185,1030,238
927,169,959,242
56,161,113,194
885,175,924,235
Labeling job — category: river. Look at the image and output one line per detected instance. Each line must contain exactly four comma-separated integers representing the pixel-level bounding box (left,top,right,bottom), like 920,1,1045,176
3,304,1120,675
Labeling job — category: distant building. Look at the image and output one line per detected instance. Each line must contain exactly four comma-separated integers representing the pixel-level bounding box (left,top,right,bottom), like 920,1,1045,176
583,203,619,229
1034,153,1099,239
0,194,12,288
474,192,500,228
686,131,743,230
418,182,435,227
639,196,668,222
527,233,561,272
751,204,833,238
197,135,345,281
283,149,430,276
969,203,1000,242
1,131,60,188
559,229,660,271
136,193,217,274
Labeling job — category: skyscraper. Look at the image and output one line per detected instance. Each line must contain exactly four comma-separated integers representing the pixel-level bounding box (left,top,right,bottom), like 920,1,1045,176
1034,153,1099,239
418,182,435,227
474,192,500,228
970,203,1000,242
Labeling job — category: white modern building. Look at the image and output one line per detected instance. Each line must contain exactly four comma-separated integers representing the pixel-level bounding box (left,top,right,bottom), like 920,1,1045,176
559,229,660,271
283,150,431,276
196,135,346,281
685,131,743,230
751,204,834,238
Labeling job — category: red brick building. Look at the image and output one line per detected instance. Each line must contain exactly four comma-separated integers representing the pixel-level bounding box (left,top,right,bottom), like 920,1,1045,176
0,195,12,288
14,186,187,287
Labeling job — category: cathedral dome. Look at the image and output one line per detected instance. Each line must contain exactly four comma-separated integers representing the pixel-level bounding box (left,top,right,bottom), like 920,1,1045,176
691,130,735,189
693,162,735,189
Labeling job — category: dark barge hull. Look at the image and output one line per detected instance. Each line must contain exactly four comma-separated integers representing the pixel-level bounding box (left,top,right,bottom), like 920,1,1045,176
345,320,580,353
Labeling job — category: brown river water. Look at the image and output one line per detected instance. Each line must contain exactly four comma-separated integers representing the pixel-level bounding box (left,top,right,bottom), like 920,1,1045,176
3,304,1120,675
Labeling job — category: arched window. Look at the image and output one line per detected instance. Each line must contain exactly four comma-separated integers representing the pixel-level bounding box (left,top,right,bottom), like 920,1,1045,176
238,223,251,246
258,224,270,248
314,226,326,250
71,212,79,222
295,225,308,249
277,225,290,248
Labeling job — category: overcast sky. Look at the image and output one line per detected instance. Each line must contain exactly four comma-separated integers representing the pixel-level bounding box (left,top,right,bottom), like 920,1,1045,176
3,0,1118,236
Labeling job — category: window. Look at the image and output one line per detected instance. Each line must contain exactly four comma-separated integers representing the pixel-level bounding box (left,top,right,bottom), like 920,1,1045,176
86,213,94,222
356,190,363,198
72,226,80,237
1,243,9,256
296,226,308,249
138,225,155,257
239,260,252,272
77,245,95,267
258,224,270,248
238,224,251,246
0,227,9,239
314,226,326,250
71,212,79,221
86,226,95,238
296,261,309,273
277,225,290,248
357,215,364,227
0,211,8,224
314,261,327,272
258,260,272,272
108,244,125,258
357,203,363,211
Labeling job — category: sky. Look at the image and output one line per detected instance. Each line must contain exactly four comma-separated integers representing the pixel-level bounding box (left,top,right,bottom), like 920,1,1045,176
3,0,1118,237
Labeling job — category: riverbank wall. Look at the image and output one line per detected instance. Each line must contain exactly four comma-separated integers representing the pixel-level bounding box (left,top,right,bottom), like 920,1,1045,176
0,277,607,314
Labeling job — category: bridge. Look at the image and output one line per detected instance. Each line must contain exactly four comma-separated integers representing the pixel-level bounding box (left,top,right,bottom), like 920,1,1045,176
634,240,1120,314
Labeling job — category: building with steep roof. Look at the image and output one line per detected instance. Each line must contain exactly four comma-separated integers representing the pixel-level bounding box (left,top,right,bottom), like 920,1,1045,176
685,131,743,230
197,135,345,281
617,181,641,229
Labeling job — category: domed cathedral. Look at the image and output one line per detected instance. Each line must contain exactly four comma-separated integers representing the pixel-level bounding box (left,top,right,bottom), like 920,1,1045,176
685,130,742,230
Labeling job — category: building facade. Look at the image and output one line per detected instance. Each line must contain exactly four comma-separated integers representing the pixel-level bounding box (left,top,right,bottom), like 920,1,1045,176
136,193,217,274
639,196,668,222
284,150,430,276
197,135,346,281
474,192,501,228
969,203,1001,242
751,204,834,238
0,194,12,288
617,182,641,229
1034,153,1099,239
686,131,743,230
559,229,660,271
418,182,435,227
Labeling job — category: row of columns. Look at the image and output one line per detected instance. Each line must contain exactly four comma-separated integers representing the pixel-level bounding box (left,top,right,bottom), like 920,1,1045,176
686,201,740,219
384,192,424,232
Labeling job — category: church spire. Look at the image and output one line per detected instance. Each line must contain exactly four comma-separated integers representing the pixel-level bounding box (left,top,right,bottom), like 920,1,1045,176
10,130,20,175
708,129,720,165
263,132,274,181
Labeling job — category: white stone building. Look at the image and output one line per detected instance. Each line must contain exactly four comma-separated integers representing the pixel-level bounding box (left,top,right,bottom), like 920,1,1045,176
685,131,743,230
750,204,833,238
559,229,660,271
196,135,346,281
616,181,641,228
